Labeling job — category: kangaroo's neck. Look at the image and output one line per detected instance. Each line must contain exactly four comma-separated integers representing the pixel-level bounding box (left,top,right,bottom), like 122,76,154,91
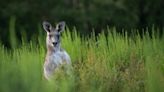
47,44,61,54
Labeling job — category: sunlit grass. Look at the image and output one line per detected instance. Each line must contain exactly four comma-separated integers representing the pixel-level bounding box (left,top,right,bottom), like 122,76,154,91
0,25,164,92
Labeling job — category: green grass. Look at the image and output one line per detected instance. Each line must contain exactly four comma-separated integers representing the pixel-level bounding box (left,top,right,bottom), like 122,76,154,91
0,26,164,92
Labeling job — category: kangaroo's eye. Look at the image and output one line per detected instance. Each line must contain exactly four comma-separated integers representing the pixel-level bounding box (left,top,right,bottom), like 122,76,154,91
49,35,52,38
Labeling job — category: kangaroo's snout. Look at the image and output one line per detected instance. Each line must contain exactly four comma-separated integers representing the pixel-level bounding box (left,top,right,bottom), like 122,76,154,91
52,42,58,46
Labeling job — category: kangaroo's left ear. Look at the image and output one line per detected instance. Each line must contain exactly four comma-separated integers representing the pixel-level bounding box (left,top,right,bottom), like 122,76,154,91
56,21,65,32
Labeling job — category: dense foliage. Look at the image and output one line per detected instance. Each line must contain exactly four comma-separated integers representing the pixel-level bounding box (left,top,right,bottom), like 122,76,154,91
0,0,164,46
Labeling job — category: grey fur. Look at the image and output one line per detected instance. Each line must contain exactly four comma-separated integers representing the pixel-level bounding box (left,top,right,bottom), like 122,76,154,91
42,21,71,80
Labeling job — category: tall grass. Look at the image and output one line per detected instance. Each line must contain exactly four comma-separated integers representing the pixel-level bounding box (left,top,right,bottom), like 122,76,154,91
0,21,164,92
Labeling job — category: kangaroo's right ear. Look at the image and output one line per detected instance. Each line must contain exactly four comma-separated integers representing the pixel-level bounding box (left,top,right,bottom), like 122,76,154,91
42,21,52,32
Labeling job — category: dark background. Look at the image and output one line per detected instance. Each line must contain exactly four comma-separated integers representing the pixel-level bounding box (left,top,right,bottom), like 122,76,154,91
0,0,164,46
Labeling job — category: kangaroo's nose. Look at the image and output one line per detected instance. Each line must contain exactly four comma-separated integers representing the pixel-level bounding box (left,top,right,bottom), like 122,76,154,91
52,42,58,46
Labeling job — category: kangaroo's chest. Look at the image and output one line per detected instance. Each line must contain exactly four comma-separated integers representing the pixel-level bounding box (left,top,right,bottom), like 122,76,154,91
47,51,65,65
45,51,70,67
44,50,71,79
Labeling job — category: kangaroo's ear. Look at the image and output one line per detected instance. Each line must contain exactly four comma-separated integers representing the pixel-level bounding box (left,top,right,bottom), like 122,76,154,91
42,21,52,32
56,21,65,33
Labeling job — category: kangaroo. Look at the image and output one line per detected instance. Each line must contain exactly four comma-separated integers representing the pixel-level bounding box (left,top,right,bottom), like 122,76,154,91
42,21,71,80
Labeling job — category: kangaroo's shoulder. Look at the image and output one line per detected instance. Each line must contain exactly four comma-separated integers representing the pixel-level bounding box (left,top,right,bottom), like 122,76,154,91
60,48,64,52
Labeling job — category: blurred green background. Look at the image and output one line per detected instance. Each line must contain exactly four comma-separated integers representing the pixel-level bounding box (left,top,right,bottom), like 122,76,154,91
0,0,164,47
0,0,164,92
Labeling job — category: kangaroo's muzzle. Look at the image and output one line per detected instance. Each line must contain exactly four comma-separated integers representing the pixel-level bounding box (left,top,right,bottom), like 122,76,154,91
52,42,58,46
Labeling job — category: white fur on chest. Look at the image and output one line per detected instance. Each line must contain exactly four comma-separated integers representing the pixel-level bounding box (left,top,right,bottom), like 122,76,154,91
51,51,70,65
44,50,71,80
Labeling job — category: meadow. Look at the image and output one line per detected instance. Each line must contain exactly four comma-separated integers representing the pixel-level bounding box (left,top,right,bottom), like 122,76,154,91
0,25,164,92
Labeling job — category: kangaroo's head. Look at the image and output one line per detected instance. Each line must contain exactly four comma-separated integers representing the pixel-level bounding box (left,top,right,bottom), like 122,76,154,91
42,21,65,50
